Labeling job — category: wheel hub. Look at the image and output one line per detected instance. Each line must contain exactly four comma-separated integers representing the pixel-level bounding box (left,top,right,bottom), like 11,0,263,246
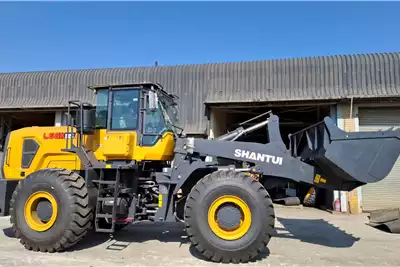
36,199,53,222
24,191,58,232
208,195,252,241
216,204,242,230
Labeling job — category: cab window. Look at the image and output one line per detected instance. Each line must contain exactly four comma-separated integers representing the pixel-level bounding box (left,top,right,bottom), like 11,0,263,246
142,94,169,145
110,89,140,130
95,89,108,129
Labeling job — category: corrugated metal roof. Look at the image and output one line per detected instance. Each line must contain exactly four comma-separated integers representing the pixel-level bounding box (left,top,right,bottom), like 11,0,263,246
0,66,208,134
0,52,399,134
204,52,400,103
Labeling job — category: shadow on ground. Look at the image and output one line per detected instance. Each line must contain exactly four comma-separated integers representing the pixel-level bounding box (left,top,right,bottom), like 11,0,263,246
94,222,189,251
274,217,360,248
188,245,270,263
3,217,357,260
2,221,270,263
3,222,188,251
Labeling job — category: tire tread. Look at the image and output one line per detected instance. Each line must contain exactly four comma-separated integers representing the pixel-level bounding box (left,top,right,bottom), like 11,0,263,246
184,170,275,263
9,168,92,252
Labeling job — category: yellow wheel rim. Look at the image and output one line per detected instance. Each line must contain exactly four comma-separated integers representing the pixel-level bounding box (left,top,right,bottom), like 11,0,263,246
24,191,58,232
207,195,251,240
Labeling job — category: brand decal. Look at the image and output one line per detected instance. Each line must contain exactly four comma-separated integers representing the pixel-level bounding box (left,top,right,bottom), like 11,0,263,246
43,132,76,140
234,149,283,165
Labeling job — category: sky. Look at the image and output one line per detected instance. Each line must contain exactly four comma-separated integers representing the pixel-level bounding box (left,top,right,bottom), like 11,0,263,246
1,1,400,73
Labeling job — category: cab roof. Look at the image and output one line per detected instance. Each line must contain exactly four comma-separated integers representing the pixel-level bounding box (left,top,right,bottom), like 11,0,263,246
88,82,178,100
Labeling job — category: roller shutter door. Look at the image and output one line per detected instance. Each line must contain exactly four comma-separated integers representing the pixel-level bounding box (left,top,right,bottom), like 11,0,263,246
358,107,400,211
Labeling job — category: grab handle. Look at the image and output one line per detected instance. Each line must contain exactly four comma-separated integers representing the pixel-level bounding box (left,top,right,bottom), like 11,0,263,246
6,147,11,166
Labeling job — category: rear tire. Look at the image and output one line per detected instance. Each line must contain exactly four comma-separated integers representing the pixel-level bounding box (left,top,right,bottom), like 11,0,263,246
184,170,275,263
9,168,93,252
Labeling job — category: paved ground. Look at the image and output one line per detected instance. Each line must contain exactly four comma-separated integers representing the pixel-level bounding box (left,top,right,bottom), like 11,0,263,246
0,205,400,267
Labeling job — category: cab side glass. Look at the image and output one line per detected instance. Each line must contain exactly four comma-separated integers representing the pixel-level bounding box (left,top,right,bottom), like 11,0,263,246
95,89,108,129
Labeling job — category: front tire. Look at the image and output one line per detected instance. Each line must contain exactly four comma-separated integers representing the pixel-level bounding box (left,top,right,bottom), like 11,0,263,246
9,168,93,252
184,170,275,263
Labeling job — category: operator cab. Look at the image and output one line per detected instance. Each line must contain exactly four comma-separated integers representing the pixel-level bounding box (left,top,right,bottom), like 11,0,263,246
89,82,181,146
68,82,181,162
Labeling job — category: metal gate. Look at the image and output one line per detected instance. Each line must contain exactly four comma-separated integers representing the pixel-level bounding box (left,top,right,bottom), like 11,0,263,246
358,107,400,211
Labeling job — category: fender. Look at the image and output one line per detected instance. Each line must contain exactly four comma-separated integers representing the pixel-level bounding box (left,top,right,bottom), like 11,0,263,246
171,159,217,195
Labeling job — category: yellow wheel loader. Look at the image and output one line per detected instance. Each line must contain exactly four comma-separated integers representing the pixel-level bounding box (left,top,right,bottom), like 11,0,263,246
0,82,399,263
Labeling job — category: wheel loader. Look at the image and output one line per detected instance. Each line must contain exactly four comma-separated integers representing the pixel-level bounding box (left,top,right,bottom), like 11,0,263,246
0,82,399,263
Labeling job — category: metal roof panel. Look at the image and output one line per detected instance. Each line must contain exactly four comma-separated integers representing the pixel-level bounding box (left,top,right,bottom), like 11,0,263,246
0,52,399,134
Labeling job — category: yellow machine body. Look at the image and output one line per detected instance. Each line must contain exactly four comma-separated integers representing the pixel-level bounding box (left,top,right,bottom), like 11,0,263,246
0,82,281,263
3,126,175,180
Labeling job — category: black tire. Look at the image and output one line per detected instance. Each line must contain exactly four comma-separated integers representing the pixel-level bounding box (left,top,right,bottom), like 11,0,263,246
9,168,93,252
184,170,275,263
303,186,316,207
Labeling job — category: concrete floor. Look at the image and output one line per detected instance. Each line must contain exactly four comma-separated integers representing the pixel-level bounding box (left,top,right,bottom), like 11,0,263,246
0,206,400,267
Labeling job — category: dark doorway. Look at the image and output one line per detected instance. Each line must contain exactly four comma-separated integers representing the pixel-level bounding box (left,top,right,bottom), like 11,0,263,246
0,110,55,150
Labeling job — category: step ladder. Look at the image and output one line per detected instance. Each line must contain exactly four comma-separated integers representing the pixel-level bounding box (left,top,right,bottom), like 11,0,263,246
93,168,121,233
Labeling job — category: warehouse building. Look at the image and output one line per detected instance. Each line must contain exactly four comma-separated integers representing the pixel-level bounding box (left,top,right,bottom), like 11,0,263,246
0,52,399,214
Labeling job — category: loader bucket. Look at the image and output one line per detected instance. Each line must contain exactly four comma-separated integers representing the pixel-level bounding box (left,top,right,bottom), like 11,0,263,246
288,117,400,191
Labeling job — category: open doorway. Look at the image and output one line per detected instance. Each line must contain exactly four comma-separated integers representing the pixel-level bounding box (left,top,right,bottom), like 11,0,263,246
0,110,55,150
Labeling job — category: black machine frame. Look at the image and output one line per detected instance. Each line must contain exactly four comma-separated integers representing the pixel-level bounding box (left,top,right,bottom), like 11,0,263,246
154,110,400,223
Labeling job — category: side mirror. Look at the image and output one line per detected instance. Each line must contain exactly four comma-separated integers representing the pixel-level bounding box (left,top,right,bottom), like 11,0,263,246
148,91,158,111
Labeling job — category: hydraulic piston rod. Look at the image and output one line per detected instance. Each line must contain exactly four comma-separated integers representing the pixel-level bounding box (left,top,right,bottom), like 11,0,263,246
216,111,272,141
230,119,269,141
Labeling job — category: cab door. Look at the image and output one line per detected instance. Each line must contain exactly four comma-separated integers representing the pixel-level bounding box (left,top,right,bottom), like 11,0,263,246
138,91,175,161
102,88,141,160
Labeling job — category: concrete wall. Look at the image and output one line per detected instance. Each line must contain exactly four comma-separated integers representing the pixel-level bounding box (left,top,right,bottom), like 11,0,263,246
54,111,63,126
54,110,71,127
209,108,229,139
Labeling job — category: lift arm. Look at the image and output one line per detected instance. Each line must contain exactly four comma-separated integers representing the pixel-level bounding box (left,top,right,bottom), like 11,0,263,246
170,114,400,193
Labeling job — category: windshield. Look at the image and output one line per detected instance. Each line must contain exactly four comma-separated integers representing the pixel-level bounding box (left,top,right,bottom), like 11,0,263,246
94,87,180,135
158,93,180,129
